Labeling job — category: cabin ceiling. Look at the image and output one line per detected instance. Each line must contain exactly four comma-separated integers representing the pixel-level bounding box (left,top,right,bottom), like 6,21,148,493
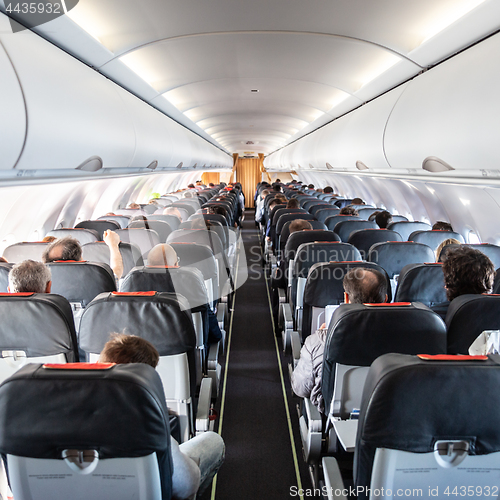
3,0,499,158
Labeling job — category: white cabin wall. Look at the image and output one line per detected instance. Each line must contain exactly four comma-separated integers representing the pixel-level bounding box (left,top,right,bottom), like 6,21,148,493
0,171,201,255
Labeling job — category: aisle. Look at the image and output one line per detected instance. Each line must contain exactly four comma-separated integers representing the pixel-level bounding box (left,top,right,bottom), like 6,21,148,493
209,211,311,499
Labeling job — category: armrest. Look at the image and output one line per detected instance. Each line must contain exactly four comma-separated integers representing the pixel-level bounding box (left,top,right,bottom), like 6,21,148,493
195,377,213,434
207,342,219,370
281,302,294,353
291,330,301,366
304,398,323,433
217,303,226,335
322,457,346,499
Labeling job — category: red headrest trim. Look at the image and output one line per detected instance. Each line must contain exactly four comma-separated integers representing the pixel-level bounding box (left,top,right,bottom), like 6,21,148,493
53,260,87,263
418,355,488,361
365,302,412,307
0,293,34,297
424,262,442,265
112,291,156,296
328,261,363,264
43,363,116,370
146,265,179,269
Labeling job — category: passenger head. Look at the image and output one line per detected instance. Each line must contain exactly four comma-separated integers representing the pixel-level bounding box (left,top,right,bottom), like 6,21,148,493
8,260,52,293
287,198,300,209
209,183,215,187
432,221,454,231
163,207,182,219
339,206,358,216
308,184,314,189
42,235,57,243
147,244,178,267
272,183,281,193
343,268,388,304
99,334,159,367
260,189,270,199
269,199,281,211
351,198,364,205
368,211,380,222
128,203,140,210
323,186,333,194
442,246,494,301
187,184,195,189
42,236,82,263
275,194,287,203
375,210,393,229
289,219,313,234
435,238,462,262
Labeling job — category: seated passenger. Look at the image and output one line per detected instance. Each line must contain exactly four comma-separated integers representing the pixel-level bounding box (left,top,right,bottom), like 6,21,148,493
375,210,393,229
291,268,388,413
351,197,365,205
163,206,183,220
339,206,358,216
433,221,454,231
42,231,124,279
288,219,313,234
435,237,462,262
431,246,494,321
128,202,141,209
323,186,333,194
8,259,51,293
148,244,222,344
99,333,225,500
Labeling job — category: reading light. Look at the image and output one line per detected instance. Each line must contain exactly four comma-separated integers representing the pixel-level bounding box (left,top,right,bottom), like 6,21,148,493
422,156,455,173
147,161,158,170
356,161,369,171
76,156,103,172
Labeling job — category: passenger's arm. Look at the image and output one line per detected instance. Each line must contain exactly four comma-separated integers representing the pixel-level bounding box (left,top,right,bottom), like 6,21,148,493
171,438,201,500
291,338,314,398
103,230,124,280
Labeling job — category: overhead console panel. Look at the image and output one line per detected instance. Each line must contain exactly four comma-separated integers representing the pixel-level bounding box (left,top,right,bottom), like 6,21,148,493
384,31,500,175
266,30,500,181
0,12,231,180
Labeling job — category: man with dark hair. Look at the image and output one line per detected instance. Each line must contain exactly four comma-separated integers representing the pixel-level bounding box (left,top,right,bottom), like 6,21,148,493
432,246,494,320
339,206,358,216
292,267,387,412
8,260,52,293
375,210,393,229
433,221,454,231
99,333,159,367
323,186,333,194
42,231,124,279
288,219,313,234
351,197,364,205
99,333,225,500
286,198,299,209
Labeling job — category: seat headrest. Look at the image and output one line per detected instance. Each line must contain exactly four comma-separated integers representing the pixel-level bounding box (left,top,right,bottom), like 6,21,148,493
120,266,208,310
79,291,195,355
0,293,77,360
0,363,170,460
355,353,500,490
325,302,446,367
47,261,116,306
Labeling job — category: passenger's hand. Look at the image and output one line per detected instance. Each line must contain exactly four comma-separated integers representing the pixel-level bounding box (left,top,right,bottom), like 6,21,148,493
103,229,120,247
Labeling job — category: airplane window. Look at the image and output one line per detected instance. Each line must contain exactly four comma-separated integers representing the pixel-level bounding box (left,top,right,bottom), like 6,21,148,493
468,230,481,244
